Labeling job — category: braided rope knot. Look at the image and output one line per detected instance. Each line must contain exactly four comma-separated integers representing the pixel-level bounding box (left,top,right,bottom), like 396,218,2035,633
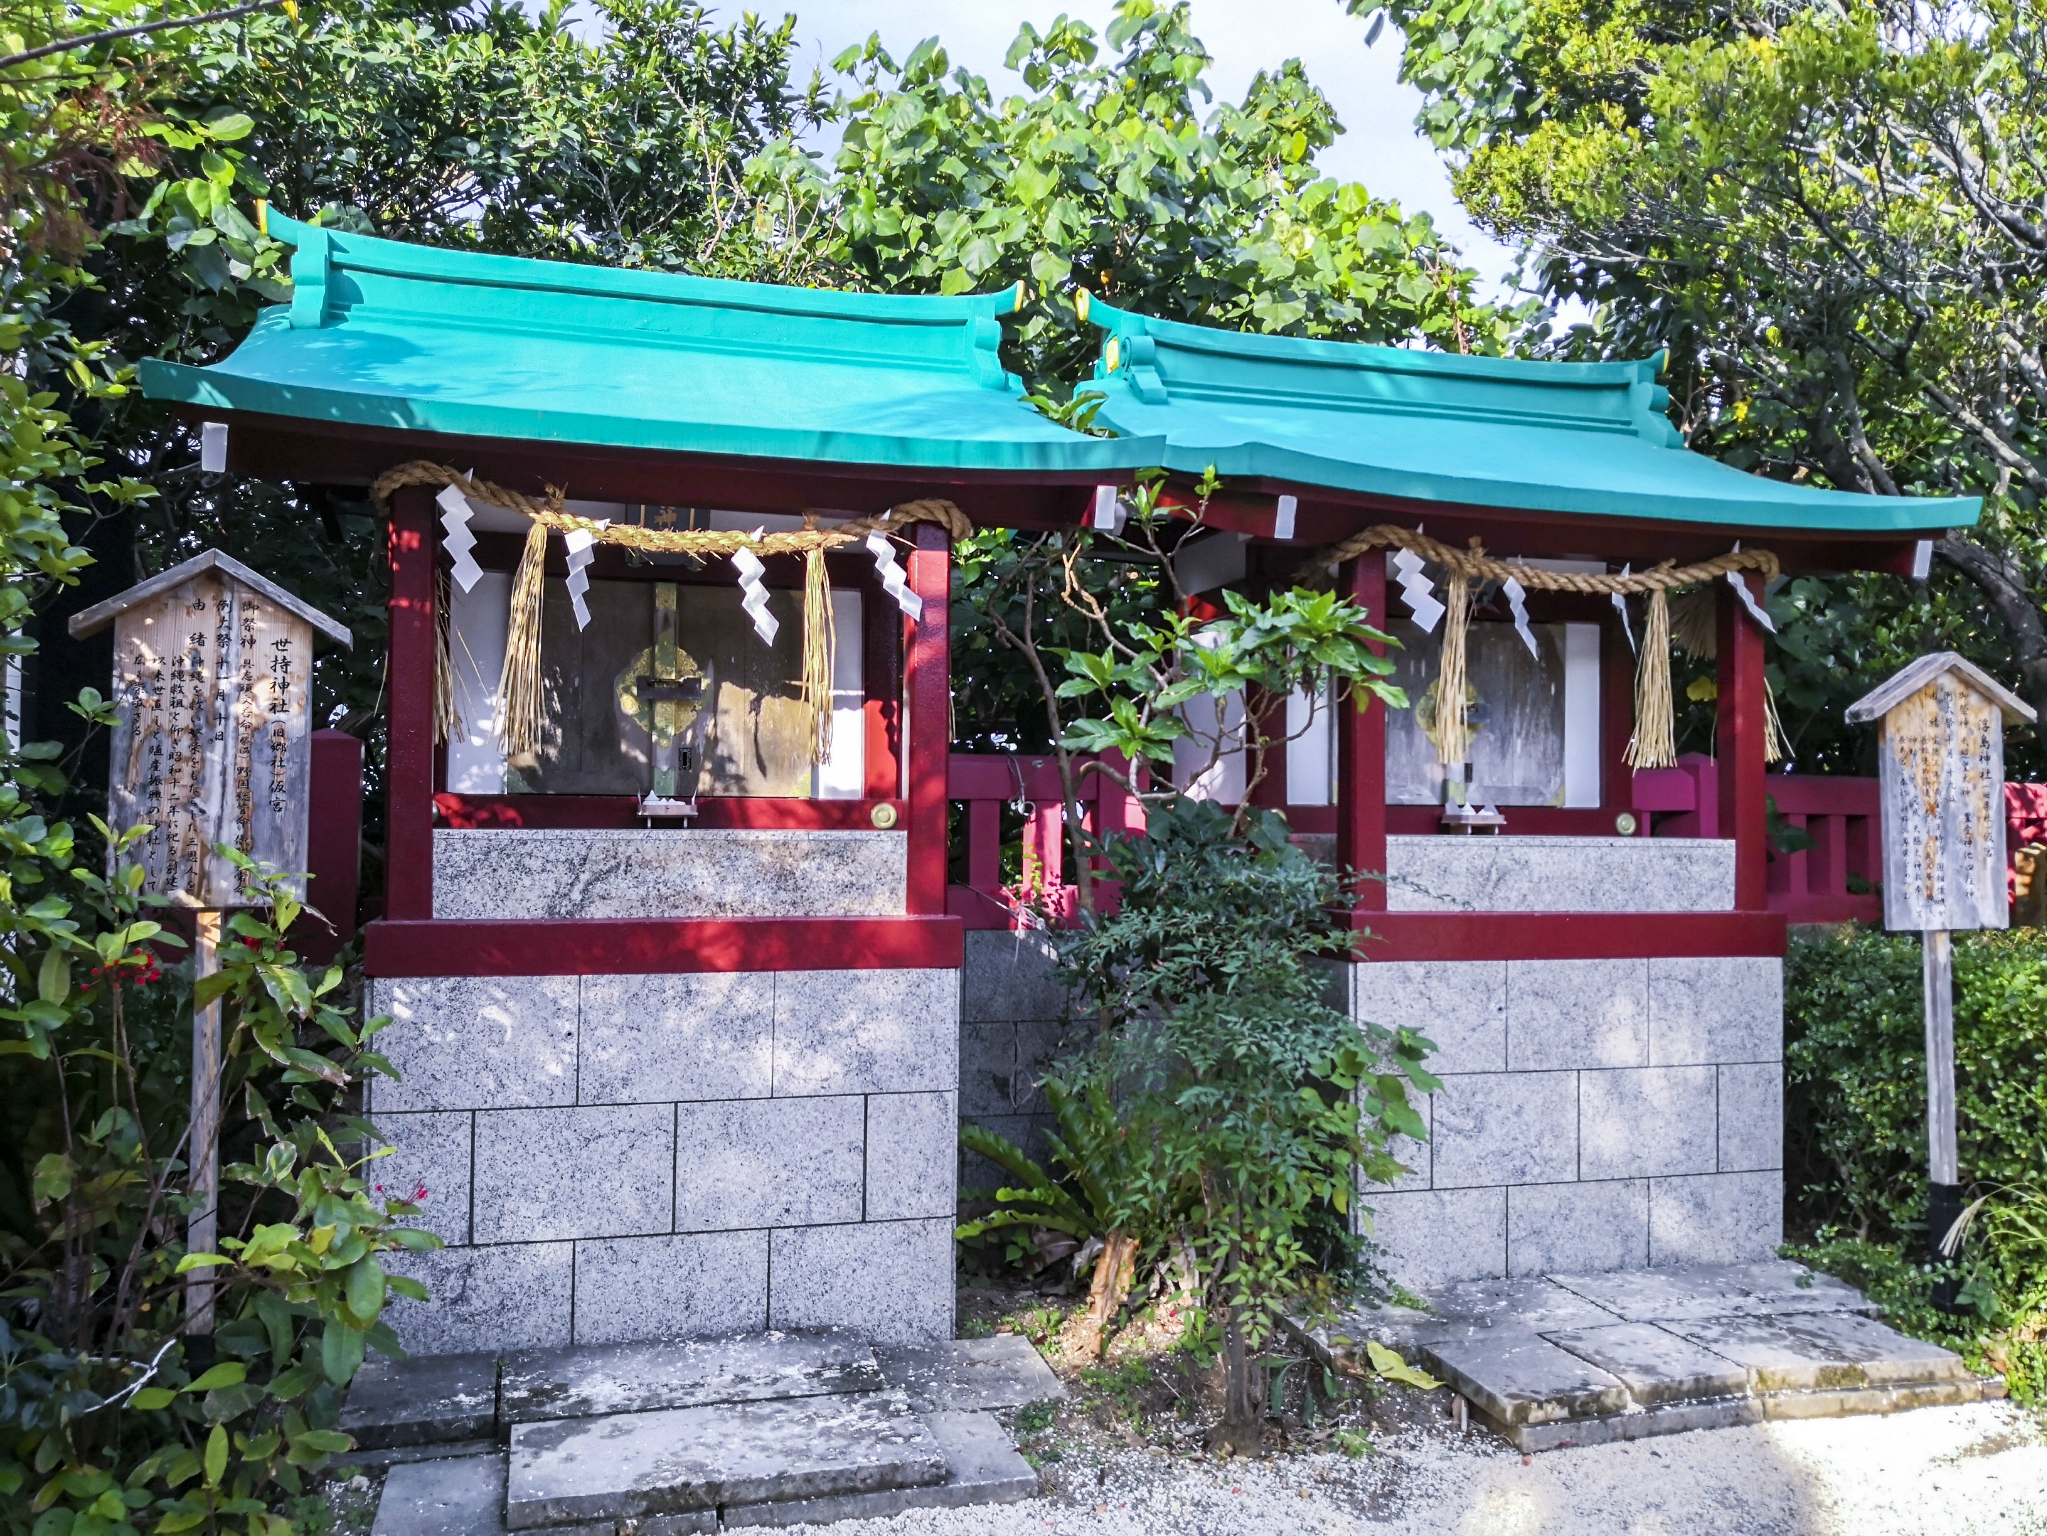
1306,523,1778,593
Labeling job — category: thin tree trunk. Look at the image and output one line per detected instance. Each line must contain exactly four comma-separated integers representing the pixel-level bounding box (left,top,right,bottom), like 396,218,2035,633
1217,1304,1265,1451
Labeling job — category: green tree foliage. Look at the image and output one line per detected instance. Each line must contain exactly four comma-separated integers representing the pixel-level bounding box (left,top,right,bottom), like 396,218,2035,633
771,0,1524,390
1350,0,2047,747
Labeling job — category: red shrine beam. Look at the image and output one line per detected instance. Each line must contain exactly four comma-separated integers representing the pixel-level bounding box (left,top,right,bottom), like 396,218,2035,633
364,916,964,975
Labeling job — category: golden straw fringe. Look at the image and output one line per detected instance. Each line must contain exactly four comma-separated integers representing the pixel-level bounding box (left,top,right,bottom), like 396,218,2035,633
1627,587,1677,769
433,569,462,746
801,544,835,765
495,520,549,756
1764,675,1788,765
1434,570,1473,766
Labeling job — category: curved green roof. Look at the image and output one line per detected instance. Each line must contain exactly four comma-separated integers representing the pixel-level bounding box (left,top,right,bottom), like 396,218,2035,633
139,215,1163,475
1084,300,1978,534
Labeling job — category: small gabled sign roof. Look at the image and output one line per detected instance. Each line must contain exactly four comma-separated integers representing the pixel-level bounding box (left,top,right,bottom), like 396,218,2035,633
1845,651,2034,726
68,549,353,648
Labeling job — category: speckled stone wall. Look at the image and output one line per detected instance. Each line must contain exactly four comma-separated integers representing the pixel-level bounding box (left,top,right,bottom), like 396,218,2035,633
367,967,958,1354
431,828,907,919
1354,956,1785,1288
1384,835,1736,912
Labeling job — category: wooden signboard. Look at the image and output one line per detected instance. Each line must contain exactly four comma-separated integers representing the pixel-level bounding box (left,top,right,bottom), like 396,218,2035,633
70,550,349,1332
1847,653,2034,933
70,551,352,906
1847,652,2036,1275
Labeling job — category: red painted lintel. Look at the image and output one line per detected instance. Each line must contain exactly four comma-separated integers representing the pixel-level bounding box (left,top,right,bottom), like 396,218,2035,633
362,916,966,977
1352,910,1787,962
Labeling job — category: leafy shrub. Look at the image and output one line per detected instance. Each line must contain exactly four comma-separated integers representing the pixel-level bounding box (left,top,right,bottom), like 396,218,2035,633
0,736,435,1536
1786,926,2047,1241
1786,924,2047,1400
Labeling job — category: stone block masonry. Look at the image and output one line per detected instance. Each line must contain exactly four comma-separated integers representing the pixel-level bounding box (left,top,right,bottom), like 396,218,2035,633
1354,957,1784,1288
368,969,958,1354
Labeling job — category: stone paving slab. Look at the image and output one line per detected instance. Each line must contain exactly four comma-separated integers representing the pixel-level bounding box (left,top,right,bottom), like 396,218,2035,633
1666,1312,1974,1392
1329,1277,1621,1357
1547,1261,1874,1325
720,1411,1039,1528
344,1352,500,1450
503,1390,946,1528
373,1454,512,1536
500,1331,883,1426
1542,1322,1748,1406
874,1337,1066,1414
1423,1333,1630,1426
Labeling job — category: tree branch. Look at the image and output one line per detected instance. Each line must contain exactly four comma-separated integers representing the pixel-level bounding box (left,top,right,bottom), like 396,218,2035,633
0,0,285,70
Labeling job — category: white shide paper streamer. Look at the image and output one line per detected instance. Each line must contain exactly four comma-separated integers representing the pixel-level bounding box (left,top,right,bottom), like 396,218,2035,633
1273,494,1298,541
1724,543,1775,632
732,543,779,644
436,483,484,593
564,523,607,631
1501,575,1538,658
199,421,229,474
1392,547,1445,633
867,531,923,622
1612,562,1636,654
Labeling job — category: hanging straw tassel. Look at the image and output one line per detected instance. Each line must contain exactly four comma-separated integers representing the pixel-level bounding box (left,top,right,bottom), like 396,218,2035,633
1433,568,1473,766
495,520,549,757
801,545,835,764
1764,676,1788,765
433,569,462,746
1626,586,1678,769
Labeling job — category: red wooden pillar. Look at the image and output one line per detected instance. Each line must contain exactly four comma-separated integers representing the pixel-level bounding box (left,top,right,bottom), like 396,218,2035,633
1601,614,1640,829
386,488,437,921
904,523,951,916
1717,572,1769,911
299,729,363,964
1336,554,1389,924
863,572,902,799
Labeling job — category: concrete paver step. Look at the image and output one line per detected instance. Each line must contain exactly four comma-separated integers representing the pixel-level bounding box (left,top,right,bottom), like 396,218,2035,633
874,1336,1067,1414
504,1390,947,1529
1665,1311,1977,1392
344,1352,500,1451
500,1330,883,1426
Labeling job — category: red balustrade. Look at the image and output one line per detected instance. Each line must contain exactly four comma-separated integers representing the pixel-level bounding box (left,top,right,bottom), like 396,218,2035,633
946,753,1146,930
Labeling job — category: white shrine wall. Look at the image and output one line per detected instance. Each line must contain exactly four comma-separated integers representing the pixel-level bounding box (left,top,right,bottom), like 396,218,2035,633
369,966,959,1354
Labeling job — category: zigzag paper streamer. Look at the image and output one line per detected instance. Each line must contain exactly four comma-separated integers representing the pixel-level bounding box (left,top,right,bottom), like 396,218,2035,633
1502,575,1538,658
1725,568,1776,632
436,483,484,593
732,544,779,644
564,524,606,631
1392,547,1445,633
866,531,923,622
1612,562,1636,653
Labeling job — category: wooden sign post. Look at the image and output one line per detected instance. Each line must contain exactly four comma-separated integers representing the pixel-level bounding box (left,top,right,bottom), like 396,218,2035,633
1847,653,2036,1274
69,551,351,1331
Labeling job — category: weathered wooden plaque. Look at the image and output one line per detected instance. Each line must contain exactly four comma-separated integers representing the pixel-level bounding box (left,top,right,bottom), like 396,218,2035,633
1847,653,2036,933
71,551,351,908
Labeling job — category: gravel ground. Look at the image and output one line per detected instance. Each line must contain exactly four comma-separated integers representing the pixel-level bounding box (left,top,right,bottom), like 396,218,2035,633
813,1401,2047,1536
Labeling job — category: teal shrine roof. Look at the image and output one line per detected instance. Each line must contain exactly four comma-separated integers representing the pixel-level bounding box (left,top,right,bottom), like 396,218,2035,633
139,215,1163,476
1083,300,1979,535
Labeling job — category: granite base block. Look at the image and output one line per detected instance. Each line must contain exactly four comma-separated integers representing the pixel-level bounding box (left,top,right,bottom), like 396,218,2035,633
772,970,958,1097
472,1104,675,1244
672,1097,863,1231
571,1232,768,1345
384,1243,574,1356
371,977,578,1114
767,1219,955,1344
1363,1187,1506,1290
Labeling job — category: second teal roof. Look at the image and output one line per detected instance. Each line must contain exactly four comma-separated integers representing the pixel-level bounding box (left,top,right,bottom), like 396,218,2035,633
1084,300,1978,534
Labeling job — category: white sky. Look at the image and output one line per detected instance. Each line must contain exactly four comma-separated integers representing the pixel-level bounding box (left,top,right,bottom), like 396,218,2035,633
764,0,1526,297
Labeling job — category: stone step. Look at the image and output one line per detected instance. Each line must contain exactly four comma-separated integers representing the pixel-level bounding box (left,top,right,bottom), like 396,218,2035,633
874,1336,1066,1413
344,1352,500,1451
720,1412,1037,1528
500,1330,883,1427
504,1390,947,1529
1327,1259,2003,1453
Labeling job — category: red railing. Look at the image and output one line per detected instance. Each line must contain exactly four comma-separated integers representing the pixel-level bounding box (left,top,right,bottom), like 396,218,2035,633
1632,754,1882,925
946,754,1146,931
952,749,2043,930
